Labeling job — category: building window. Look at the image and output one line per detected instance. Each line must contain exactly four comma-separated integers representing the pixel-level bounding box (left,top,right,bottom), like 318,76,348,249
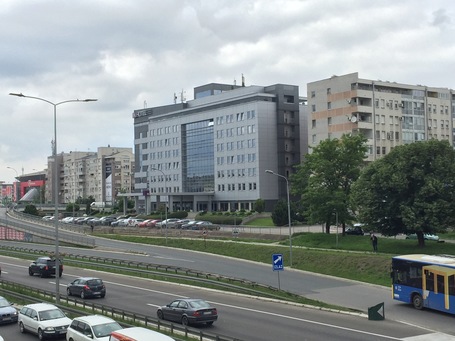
327,88,331,94
328,117,332,125
312,120,316,128
312,104,316,112
327,102,332,110
311,91,315,98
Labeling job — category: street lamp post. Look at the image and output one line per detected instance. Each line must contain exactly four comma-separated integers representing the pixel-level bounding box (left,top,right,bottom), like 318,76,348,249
9,93,97,303
265,170,293,267
150,167,168,244
6,167,19,203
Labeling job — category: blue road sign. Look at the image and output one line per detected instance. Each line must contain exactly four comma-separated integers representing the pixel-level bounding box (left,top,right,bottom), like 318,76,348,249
272,253,284,271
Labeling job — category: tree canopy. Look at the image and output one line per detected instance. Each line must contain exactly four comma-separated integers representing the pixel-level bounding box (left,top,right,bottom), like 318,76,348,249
291,134,368,233
351,140,455,246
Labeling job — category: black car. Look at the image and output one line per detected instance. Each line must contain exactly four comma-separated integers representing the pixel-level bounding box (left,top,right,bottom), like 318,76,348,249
67,277,106,299
345,226,364,235
157,298,218,326
28,257,63,278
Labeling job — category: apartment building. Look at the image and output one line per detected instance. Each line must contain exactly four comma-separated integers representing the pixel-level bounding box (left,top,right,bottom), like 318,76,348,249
46,147,134,205
307,72,454,161
133,82,306,213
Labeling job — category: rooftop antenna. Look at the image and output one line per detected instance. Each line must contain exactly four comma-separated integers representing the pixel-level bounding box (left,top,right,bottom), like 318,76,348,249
242,73,245,87
180,89,186,103
234,78,237,86
144,100,147,108
173,92,177,104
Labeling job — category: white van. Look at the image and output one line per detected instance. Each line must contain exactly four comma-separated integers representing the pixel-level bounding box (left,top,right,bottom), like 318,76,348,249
109,327,174,341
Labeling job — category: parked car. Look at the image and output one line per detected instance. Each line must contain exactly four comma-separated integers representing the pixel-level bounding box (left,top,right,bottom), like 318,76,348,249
42,216,53,221
406,233,440,241
156,219,180,228
111,218,129,227
137,219,154,228
0,296,18,324
29,256,63,278
128,218,145,227
99,217,117,226
66,315,122,341
181,221,199,230
19,303,71,339
157,298,218,326
194,221,221,231
345,226,364,236
175,219,194,229
67,277,106,299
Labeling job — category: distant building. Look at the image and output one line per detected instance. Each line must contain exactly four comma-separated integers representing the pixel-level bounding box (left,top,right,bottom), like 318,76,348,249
307,72,454,161
132,82,307,213
46,147,134,206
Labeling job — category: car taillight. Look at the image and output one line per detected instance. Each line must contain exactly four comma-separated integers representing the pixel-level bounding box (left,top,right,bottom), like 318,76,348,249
83,285,90,291
212,308,217,315
192,311,201,317
44,266,48,270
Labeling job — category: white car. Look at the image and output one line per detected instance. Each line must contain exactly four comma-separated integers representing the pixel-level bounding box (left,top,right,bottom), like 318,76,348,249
66,315,122,341
156,218,180,228
18,302,71,339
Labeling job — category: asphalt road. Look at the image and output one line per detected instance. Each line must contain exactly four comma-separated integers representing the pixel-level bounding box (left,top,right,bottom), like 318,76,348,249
0,257,439,341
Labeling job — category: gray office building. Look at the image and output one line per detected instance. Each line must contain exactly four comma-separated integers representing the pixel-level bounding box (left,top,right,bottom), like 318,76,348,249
132,82,306,213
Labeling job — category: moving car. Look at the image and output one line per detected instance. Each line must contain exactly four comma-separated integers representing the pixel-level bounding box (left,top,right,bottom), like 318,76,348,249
157,298,218,326
66,315,122,341
406,233,440,241
19,303,71,339
0,296,18,324
29,256,63,278
110,327,175,341
67,277,106,299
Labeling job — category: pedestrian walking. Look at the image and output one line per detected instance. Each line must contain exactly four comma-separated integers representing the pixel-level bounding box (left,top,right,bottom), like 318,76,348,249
370,233,378,252
90,223,94,233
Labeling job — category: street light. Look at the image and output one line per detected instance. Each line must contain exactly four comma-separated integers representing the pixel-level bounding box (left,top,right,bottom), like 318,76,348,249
150,167,168,244
265,169,293,267
6,166,19,203
9,92,97,303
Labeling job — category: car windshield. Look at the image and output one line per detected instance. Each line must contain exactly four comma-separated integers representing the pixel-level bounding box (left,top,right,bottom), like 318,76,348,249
87,279,103,286
39,308,66,321
0,298,9,307
189,300,210,309
92,322,122,337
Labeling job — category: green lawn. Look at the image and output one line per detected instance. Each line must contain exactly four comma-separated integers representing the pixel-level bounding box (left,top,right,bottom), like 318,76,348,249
101,229,454,288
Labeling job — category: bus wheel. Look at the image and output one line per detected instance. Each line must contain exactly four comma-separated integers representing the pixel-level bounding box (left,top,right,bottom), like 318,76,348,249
412,294,423,310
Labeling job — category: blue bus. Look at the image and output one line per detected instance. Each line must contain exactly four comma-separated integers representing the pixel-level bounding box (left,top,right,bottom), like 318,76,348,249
392,254,455,314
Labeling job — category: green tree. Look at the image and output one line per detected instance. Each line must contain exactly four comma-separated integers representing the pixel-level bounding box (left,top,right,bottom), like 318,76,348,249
292,134,368,233
351,140,455,247
271,199,289,226
24,204,39,216
254,199,265,213
65,202,80,213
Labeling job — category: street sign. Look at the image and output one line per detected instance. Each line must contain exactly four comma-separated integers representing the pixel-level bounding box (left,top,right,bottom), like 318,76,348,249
272,253,284,271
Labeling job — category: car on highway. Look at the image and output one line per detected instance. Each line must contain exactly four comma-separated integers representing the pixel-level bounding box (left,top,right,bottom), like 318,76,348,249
194,221,220,230
0,296,18,324
180,221,199,230
67,277,106,299
406,233,440,241
110,327,175,341
157,298,218,326
28,256,63,278
66,315,122,341
18,302,71,339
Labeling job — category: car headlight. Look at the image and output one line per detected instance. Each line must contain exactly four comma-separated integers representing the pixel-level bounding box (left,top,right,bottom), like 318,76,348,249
44,327,56,331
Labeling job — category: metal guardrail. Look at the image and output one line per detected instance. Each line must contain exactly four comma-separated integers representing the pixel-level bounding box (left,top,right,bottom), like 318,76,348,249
0,246,284,299
0,211,95,247
0,279,242,341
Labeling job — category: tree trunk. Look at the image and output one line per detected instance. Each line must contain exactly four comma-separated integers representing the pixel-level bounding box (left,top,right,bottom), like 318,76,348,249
325,222,330,234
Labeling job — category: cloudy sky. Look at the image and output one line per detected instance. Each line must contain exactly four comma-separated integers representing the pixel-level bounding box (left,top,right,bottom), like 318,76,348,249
1,0,454,183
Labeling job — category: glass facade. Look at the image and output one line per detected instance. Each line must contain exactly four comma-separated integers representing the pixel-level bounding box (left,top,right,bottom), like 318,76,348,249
181,120,214,192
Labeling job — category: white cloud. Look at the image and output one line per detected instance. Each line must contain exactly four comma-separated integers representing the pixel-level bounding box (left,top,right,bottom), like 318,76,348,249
1,0,454,183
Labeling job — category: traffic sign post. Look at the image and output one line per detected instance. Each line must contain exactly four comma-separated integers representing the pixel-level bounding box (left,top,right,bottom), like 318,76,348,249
272,253,284,290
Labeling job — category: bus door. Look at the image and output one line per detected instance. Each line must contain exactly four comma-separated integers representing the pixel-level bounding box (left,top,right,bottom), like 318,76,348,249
422,265,455,313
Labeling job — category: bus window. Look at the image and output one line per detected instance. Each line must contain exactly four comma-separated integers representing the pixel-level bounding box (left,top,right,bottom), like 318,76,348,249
425,270,435,291
437,274,444,294
449,275,455,296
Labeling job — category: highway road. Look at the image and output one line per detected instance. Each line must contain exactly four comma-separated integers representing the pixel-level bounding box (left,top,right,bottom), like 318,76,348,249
0,257,439,341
